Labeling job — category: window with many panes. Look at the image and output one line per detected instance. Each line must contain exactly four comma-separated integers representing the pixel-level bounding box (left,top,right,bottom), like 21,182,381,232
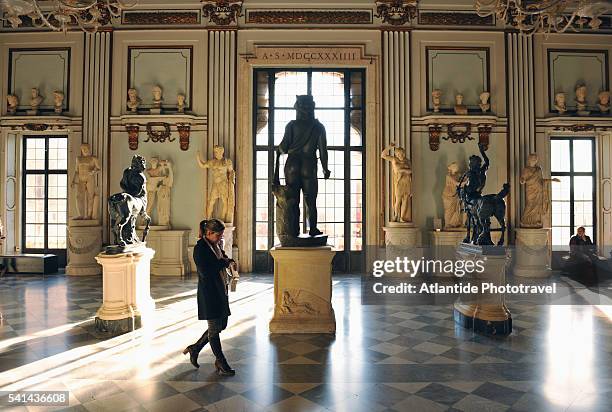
253,69,364,272
22,136,68,263
550,137,596,247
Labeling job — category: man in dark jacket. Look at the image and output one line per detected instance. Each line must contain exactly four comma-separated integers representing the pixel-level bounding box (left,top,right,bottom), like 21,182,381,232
183,219,236,375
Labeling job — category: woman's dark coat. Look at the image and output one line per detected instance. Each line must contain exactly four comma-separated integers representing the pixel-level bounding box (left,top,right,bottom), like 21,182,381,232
193,238,231,320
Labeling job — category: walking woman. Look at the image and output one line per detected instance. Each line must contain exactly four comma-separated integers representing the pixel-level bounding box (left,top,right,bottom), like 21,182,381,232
183,218,236,375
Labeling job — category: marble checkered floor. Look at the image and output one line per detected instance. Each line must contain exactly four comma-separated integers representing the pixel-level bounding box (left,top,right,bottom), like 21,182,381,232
1,273,611,411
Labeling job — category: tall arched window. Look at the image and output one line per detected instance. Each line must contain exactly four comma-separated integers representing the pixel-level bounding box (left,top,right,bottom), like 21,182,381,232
253,69,365,272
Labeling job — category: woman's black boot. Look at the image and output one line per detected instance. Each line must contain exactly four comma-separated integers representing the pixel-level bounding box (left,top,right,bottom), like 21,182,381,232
183,331,209,368
214,357,235,376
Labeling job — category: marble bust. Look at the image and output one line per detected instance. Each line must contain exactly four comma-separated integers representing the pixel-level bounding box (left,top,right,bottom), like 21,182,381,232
6,94,18,115
575,85,588,113
381,143,412,223
599,90,610,113
177,94,186,113
29,88,43,113
53,91,64,114
152,86,163,108
554,92,567,114
454,94,468,115
479,91,490,113
519,153,560,228
432,89,442,112
127,88,141,113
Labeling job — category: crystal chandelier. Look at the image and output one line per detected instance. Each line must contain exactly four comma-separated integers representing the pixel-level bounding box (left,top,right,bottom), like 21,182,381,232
0,0,137,32
475,0,612,35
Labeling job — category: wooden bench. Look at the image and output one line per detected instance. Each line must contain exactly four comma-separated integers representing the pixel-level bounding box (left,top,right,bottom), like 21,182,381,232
0,254,58,275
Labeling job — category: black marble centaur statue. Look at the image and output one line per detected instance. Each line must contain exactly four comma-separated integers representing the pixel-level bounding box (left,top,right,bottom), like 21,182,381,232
106,155,151,254
457,144,509,246
272,95,331,247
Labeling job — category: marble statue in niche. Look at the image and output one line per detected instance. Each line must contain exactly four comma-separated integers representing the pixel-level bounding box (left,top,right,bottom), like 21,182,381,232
196,146,235,224
177,94,186,113
519,153,560,228
71,143,101,221
599,90,610,113
454,94,468,115
575,85,589,114
53,91,64,114
432,89,442,112
145,157,174,227
6,94,18,115
382,143,412,223
479,91,490,113
127,88,141,113
442,161,464,230
29,87,43,114
554,92,567,114
107,155,150,253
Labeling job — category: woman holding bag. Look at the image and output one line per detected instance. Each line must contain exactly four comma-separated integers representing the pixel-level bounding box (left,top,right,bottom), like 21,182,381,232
183,218,236,376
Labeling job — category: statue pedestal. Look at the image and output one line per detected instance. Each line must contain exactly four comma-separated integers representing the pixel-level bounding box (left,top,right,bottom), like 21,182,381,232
94,247,155,335
66,220,102,276
383,224,419,246
514,228,552,278
138,229,191,276
453,244,512,336
269,246,336,334
430,230,465,277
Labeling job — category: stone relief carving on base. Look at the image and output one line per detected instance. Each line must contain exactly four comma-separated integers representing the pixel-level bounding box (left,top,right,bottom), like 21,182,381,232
279,289,323,316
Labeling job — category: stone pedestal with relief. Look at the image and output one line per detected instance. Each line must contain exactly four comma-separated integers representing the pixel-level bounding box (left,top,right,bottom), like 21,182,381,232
66,220,102,276
95,247,155,335
269,246,336,334
514,228,552,278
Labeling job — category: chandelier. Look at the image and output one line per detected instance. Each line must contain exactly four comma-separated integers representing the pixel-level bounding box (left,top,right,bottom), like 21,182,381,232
0,0,137,32
474,0,612,35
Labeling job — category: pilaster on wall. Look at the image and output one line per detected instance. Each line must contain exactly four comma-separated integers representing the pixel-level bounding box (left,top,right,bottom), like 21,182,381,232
507,33,535,235
382,30,411,226
83,31,111,243
207,30,236,158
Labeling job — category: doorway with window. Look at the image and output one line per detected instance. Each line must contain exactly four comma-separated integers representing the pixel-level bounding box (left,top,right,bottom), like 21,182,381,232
253,69,365,272
550,136,596,248
22,136,68,266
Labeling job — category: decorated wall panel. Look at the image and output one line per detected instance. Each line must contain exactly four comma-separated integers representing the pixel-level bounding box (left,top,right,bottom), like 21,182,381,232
8,48,70,111
127,47,193,110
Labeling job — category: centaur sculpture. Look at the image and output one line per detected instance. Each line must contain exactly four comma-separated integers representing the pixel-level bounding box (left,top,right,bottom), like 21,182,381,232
106,155,151,254
457,144,509,246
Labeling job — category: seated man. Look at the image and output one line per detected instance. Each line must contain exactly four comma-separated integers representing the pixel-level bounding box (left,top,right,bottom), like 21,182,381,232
566,227,598,285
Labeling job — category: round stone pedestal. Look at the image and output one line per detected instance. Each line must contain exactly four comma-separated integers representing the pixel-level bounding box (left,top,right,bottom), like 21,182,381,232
94,247,155,336
453,244,512,336
66,221,102,276
514,228,552,278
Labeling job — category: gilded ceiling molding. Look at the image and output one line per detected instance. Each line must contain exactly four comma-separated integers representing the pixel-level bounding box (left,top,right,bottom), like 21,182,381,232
418,12,495,26
246,10,373,25
201,0,243,26
122,11,201,25
375,0,418,26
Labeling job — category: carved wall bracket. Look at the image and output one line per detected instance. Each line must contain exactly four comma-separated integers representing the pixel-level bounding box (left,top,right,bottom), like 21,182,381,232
145,122,174,143
126,124,140,150
177,123,191,151
201,0,243,26
428,122,493,151
375,0,418,26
